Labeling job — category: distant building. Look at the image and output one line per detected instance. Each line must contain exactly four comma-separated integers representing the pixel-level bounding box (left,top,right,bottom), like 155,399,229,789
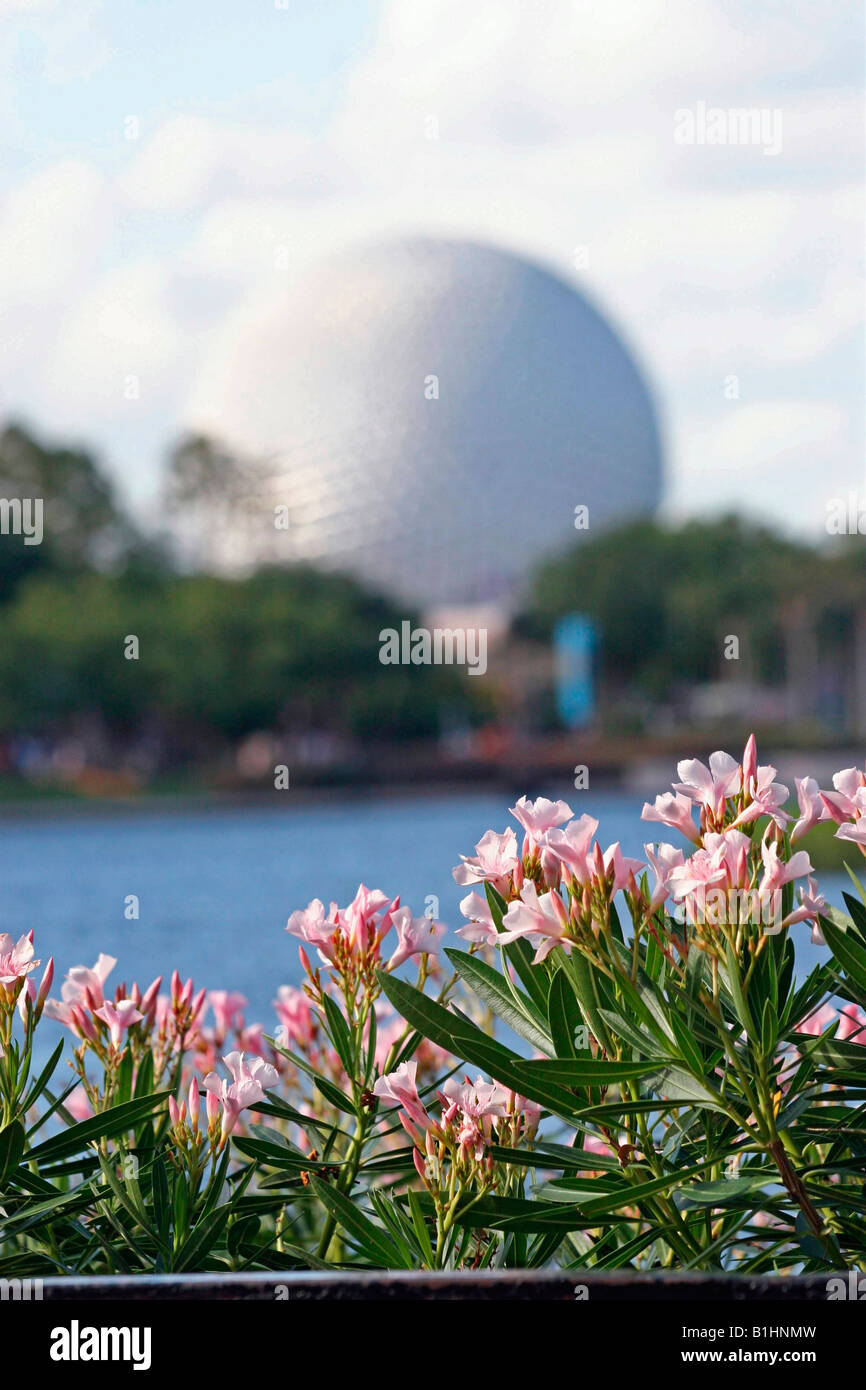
187,237,663,607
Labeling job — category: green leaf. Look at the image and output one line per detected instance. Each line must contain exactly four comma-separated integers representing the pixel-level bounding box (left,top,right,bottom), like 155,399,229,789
321,992,356,1076
644,1065,727,1111
308,1176,408,1268
174,1207,230,1272
379,972,575,1116
560,951,610,1049
842,891,866,943
668,1010,706,1076
484,881,549,1015
598,1008,668,1060
547,967,587,1059
233,1137,344,1172
511,1057,663,1085
760,998,777,1058
449,1195,606,1233
151,1153,171,1246
577,1159,715,1217
313,1076,356,1117
27,1092,170,1164
820,912,866,993
0,1121,25,1184
724,940,755,1038
406,1189,436,1267
676,1172,772,1210
20,1040,64,1117
445,947,552,1054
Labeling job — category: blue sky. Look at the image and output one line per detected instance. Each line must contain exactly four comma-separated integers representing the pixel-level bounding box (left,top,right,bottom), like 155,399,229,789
2,2,376,171
0,0,863,536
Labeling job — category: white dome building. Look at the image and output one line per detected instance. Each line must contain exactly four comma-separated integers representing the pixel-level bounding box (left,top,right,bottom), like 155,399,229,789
186,238,663,607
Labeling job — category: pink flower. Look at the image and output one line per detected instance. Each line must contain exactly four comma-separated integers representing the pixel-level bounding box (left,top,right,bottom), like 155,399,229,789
798,1001,838,1037
187,1076,201,1131
499,882,570,963
64,1085,93,1122
641,792,700,845
731,763,790,829
44,953,117,1026
509,796,573,841
203,1050,279,1144
385,906,443,971
666,830,751,922
453,828,519,888
789,777,827,843
440,1075,510,1120
273,984,316,1048
822,766,866,821
644,843,686,910
596,842,646,894
742,734,758,789
340,884,393,955
800,1003,866,1043
94,999,144,1049
0,932,40,1002
207,990,248,1039
456,891,498,946
673,751,741,816
286,898,338,961
758,840,813,896
837,1004,866,1043
541,814,599,884
63,952,116,1007
288,886,397,968
777,877,828,942
439,1075,512,1161
15,955,53,1024
372,1060,430,1129
836,822,866,848
834,791,866,847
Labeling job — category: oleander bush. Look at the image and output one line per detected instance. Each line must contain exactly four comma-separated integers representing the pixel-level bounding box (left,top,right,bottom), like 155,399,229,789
2,735,866,1276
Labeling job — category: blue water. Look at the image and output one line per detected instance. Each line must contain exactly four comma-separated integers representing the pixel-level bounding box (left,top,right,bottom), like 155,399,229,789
0,789,845,1040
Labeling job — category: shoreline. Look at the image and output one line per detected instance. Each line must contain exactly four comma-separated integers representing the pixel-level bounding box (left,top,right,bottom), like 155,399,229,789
0,742,862,827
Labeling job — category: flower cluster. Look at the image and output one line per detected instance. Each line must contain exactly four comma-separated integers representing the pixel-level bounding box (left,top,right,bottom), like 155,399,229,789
455,737,847,965
201,1050,279,1152
44,954,205,1107
373,1061,540,1197
190,989,270,1076
821,765,866,850
0,930,52,1029
286,884,442,995
456,796,643,962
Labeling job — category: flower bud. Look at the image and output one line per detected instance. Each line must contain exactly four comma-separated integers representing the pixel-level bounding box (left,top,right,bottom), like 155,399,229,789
743,733,757,791
36,957,54,1012
140,976,162,1025
188,1078,200,1130
189,987,207,1023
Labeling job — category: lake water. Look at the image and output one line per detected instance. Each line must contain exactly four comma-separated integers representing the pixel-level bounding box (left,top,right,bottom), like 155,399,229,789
0,788,844,1040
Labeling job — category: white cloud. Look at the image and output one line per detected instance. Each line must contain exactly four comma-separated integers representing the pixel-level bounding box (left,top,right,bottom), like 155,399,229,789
671,399,857,533
0,0,861,534
0,161,107,302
